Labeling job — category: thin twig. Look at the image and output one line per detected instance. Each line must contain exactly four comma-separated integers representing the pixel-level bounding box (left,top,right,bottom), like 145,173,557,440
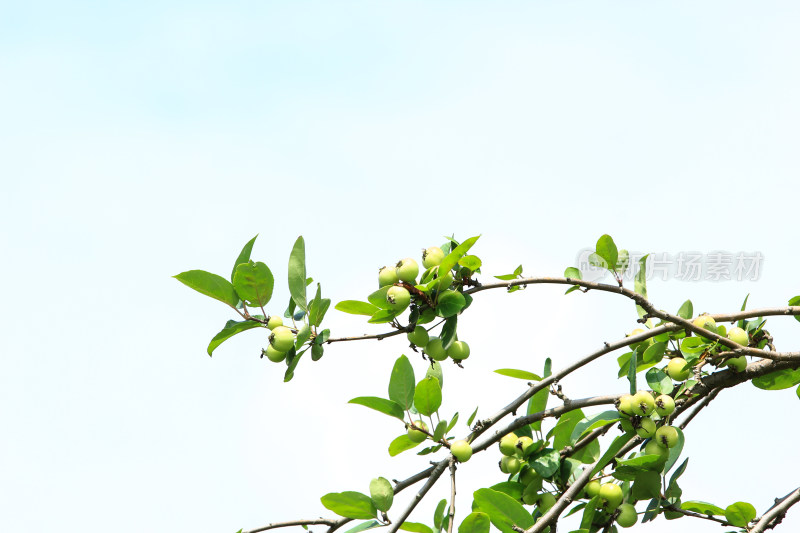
447,457,457,533
245,519,339,533
751,486,800,533
388,459,450,533
663,504,732,526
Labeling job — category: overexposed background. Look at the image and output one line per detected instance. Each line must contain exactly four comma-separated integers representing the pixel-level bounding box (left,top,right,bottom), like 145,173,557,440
1,1,798,532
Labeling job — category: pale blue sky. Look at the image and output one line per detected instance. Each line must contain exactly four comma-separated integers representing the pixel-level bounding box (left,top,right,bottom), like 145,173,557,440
1,2,799,532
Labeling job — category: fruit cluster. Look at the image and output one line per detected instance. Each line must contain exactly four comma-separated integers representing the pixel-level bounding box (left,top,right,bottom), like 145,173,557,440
262,315,295,363
496,433,558,514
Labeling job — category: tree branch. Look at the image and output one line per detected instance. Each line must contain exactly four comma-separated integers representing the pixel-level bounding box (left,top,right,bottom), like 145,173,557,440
388,459,450,533
245,519,339,533
751,486,800,533
447,457,457,533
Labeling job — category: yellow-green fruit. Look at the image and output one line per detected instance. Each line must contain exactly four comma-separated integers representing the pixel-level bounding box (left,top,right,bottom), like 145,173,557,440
500,456,521,474
655,425,679,448
515,436,534,458
520,467,543,492
617,394,635,416
666,357,691,381
537,493,557,512
693,314,717,340
447,340,470,361
378,266,399,287
585,480,602,498
264,345,287,363
629,328,645,337
407,325,429,347
726,356,747,372
267,315,283,329
450,440,472,462
407,421,429,443
616,503,638,528
395,258,419,283
425,337,448,361
270,326,295,352
386,286,411,311
422,247,445,269
644,439,669,466
632,391,656,416
599,483,624,509
499,433,519,456
635,417,657,438
727,327,749,346
655,395,676,417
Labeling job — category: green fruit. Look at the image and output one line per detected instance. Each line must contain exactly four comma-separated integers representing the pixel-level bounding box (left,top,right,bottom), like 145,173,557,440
437,271,454,290
654,395,676,417
693,314,717,340
632,391,655,416
655,425,679,448
537,492,556,512
520,467,543,492
727,326,749,346
616,503,638,528
644,439,669,464
617,394,635,416
425,337,448,361
585,480,601,498
450,440,472,462
407,325,429,347
500,456,521,475
447,340,470,361
635,417,657,438
378,266,399,287
264,345,287,363
422,247,445,269
270,326,295,352
386,286,411,311
499,433,518,456
396,258,419,283
267,315,283,329
515,436,534,458
599,483,624,509
407,421,429,443
629,328,645,337
666,357,691,381
725,355,747,372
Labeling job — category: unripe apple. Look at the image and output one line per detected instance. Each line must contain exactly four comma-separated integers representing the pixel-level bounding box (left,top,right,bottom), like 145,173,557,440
515,436,534,458
520,467,543,492
616,503,638,528
499,433,518,456
725,356,747,372
599,483,624,509
267,315,283,329
407,420,429,443
437,271,454,290
425,337,448,361
654,395,676,417
422,247,445,269
727,327,749,346
500,456,521,475
264,344,287,363
396,258,419,283
632,391,655,416
407,325,429,347
644,439,669,464
635,417,657,438
378,266,399,287
617,394,635,416
450,440,472,462
537,492,556,512
447,340,470,361
270,326,295,352
585,480,601,498
666,357,691,381
386,286,411,311
655,425,679,448
693,314,717,341
629,328,645,337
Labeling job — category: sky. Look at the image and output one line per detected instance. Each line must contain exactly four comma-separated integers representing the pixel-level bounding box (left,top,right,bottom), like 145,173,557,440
1,1,799,532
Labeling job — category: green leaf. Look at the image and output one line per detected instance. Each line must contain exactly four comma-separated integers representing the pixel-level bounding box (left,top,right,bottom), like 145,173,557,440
389,355,416,410
439,236,480,276
441,316,458,350
676,300,693,320
570,411,621,443
400,523,433,533
591,433,635,477
321,492,377,520
530,448,560,478
664,426,685,473
796,383,800,400
231,235,258,281
681,501,726,516
627,344,638,394
437,291,467,318
528,358,551,431
434,499,447,530
571,438,601,465
616,455,664,470
348,397,405,421
752,368,800,390
493,369,542,381
459,255,482,271
494,274,518,281
388,435,421,456
232,261,274,307
646,368,673,395
724,502,756,528
369,309,400,324
283,347,302,382
551,409,585,450
790,295,800,323
426,361,444,390
288,236,308,312
635,255,649,318
369,477,394,512
309,284,330,327
458,512,490,533
472,488,535,533
335,300,380,316
367,287,392,310
446,412,459,433
207,319,264,356
295,324,312,350
414,377,442,417
595,235,618,272
174,270,240,308
488,482,525,501
564,267,582,280
642,341,667,365
342,521,383,533
432,420,447,442
632,471,661,500
467,407,479,427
